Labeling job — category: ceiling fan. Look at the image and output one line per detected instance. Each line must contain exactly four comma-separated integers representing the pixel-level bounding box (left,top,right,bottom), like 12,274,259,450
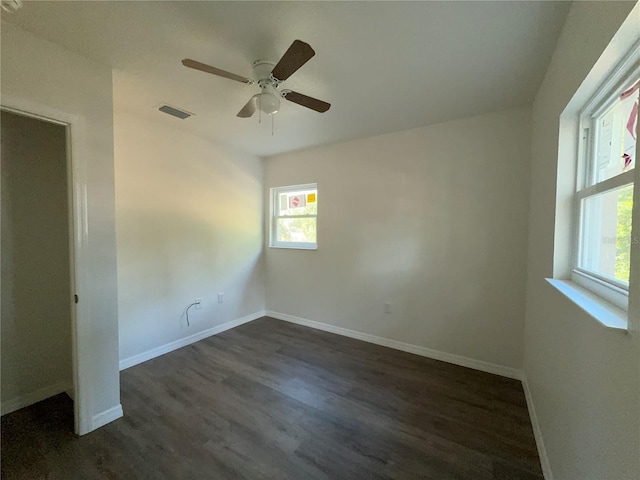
182,40,331,118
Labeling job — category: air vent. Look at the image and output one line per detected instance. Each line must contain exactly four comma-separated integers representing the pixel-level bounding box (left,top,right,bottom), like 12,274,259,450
158,104,193,120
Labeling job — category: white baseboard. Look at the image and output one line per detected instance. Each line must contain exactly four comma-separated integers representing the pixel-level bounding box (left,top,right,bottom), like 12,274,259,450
119,310,266,371
92,404,123,430
1,381,72,416
266,311,523,380
522,376,553,480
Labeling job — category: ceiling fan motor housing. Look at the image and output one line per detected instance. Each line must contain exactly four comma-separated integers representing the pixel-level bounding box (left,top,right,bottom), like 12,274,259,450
252,60,277,84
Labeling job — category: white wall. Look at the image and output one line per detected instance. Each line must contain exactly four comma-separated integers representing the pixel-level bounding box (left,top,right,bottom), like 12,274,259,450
525,2,640,479
114,111,264,364
1,21,120,428
1,111,72,411
264,108,531,370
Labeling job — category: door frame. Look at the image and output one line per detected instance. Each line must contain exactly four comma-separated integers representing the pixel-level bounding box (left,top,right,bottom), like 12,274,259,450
1,96,91,435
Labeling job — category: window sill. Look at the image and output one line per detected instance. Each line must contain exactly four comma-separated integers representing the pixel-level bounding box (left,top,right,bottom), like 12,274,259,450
546,278,628,331
269,245,317,251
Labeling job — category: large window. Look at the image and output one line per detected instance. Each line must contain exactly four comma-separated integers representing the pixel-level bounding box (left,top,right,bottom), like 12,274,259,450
574,67,638,310
270,183,318,249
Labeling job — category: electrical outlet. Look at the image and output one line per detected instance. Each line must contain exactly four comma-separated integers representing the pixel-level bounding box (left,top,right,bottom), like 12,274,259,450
195,298,202,309
217,293,224,304
384,302,391,314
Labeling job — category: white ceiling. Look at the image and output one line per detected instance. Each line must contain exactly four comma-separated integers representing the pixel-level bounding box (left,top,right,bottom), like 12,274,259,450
4,1,570,157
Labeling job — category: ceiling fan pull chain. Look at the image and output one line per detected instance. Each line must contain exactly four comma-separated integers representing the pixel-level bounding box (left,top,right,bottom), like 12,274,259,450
258,95,262,124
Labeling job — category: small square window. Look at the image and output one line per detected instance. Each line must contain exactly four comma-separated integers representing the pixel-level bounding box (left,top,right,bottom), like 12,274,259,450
269,184,317,249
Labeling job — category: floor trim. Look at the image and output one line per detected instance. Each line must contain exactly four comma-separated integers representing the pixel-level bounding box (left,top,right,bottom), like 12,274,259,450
522,375,553,480
92,404,123,430
266,311,523,380
119,310,266,371
1,381,72,416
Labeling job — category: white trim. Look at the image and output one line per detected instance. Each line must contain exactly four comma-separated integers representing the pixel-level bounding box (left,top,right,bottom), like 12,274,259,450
522,376,553,480
629,113,640,333
580,41,640,119
91,404,123,430
0,97,92,435
269,244,318,250
269,183,318,250
266,311,522,380
571,269,629,310
119,311,266,370
576,169,635,200
571,53,639,312
1,381,72,416
270,182,317,193
546,278,628,330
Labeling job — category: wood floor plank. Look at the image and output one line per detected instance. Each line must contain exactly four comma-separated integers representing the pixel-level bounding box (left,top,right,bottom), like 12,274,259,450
1,317,543,479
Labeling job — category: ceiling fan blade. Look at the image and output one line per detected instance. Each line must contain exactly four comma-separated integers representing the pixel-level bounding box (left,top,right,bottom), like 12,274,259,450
282,90,331,113
237,95,257,118
270,40,315,82
182,59,254,85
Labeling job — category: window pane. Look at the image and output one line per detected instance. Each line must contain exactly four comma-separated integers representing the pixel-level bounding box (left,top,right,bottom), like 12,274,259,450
277,190,317,216
276,217,316,244
594,81,638,183
579,184,634,284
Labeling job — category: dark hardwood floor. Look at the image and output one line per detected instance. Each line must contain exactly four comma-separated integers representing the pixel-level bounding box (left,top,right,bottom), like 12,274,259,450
1,317,542,479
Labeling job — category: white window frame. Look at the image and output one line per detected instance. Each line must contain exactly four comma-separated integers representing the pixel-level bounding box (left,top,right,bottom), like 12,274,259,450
572,53,639,312
269,183,318,250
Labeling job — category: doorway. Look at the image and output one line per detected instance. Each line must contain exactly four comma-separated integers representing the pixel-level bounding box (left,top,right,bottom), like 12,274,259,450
1,109,78,433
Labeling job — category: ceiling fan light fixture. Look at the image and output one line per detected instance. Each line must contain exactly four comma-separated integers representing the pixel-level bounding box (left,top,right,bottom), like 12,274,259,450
258,92,280,115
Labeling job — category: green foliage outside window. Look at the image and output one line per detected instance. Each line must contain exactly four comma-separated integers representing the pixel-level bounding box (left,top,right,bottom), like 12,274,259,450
615,186,634,283
277,193,317,244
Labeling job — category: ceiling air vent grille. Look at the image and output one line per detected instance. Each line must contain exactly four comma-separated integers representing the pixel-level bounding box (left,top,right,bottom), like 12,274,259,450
158,104,193,120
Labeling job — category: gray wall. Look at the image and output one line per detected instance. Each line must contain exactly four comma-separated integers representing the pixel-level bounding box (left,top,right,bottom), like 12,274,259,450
2,21,120,431
1,111,72,409
114,110,265,365
265,107,531,371
524,2,639,478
